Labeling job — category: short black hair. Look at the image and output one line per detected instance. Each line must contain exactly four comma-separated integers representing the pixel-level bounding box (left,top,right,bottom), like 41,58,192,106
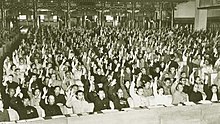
137,86,143,91
157,86,163,90
32,88,41,95
70,84,79,88
76,90,84,95
8,74,14,77
176,83,183,90
164,78,171,82
54,86,61,90
22,96,30,101
97,88,105,93
212,84,218,88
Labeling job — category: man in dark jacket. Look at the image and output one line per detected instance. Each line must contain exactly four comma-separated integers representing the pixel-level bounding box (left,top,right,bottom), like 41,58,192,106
110,88,129,110
40,94,62,116
93,89,111,112
21,97,39,119
189,83,202,103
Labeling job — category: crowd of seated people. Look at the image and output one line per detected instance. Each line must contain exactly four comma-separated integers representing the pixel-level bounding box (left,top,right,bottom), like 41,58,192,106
1,25,220,122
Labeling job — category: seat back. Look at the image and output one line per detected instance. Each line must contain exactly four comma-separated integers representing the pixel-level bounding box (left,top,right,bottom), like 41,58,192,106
34,106,45,117
7,109,19,121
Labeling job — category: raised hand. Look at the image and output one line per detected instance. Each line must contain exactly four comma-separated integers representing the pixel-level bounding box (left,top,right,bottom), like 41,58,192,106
43,87,48,95
165,61,171,69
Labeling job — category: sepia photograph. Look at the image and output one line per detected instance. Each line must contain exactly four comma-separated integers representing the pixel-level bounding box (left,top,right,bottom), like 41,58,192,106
0,0,220,123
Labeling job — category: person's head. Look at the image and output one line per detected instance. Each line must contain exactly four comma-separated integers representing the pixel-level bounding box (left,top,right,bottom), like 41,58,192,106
19,58,24,64
77,65,82,71
97,89,106,100
96,68,101,75
70,84,79,94
117,88,124,98
8,87,16,97
15,68,21,75
22,97,31,107
51,73,57,80
180,71,187,78
33,88,41,96
31,63,37,69
125,67,131,74
48,67,54,74
44,77,50,85
155,66,160,73
193,83,199,92
76,90,84,101
195,76,202,84
10,64,16,71
34,58,39,64
204,59,210,65
8,74,13,82
137,86,144,96
141,68,146,74
180,77,187,85
63,66,68,72
54,86,61,96
32,68,38,74
144,81,151,89
113,59,118,65
164,73,170,78
65,71,72,78
176,83,184,92
47,63,53,68
170,54,175,60
157,86,164,95
169,66,176,74
48,94,56,105
164,78,171,86
97,83,103,88
31,74,37,81
211,84,218,93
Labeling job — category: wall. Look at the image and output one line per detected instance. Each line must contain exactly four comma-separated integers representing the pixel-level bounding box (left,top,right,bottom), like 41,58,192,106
174,0,196,18
207,9,220,17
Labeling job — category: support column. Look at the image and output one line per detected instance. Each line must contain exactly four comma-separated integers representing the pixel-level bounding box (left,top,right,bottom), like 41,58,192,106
66,0,71,29
142,3,145,29
170,3,175,29
1,1,4,29
132,2,135,28
83,12,86,28
98,11,101,26
194,0,207,30
101,2,104,27
159,2,163,29
33,0,37,28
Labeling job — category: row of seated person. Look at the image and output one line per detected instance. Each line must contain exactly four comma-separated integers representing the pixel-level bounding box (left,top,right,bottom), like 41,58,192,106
1,75,220,122
0,96,171,122
0,90,214,123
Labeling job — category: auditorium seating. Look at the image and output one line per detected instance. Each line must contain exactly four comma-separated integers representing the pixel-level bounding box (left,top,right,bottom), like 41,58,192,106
7,109,19,121
1,103,219,124
34,106,45,118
